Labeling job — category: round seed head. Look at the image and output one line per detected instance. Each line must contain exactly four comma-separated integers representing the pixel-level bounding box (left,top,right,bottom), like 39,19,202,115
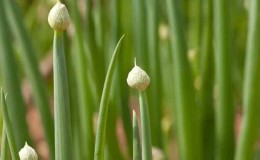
19,142,38,160
48,2,70,31
127,63,150,91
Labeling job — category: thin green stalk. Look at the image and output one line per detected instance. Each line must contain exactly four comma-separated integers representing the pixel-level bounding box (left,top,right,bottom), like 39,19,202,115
1,124,8,160
132,0,149,69
145,0,163,148
67,0,95,158
188,0,203,76
86,0,105,96
4,0,54,157
139,91,152,160
111,0,133,156
213,0,234,159
0,0,30,148
133,110,141,160
65,35,82,160
94,35,124,160
235,0,260,159
200,0,215,159
53,31,73,160
91,0,107,95
105,93,124,160
166,0,201,159
1,89,19,160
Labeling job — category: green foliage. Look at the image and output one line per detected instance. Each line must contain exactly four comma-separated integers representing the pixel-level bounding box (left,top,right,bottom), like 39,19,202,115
1,0,260,160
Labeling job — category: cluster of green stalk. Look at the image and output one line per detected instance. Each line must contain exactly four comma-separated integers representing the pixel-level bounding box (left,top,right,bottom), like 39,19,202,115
0,0,260,159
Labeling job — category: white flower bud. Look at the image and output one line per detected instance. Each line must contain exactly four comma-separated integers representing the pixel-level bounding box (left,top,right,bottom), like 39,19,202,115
19,142,38,160
127,60,150,91
48,2,70,31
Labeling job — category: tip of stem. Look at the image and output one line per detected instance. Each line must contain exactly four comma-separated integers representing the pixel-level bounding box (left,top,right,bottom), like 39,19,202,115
133,110,136,117
134,58,137,66
0,88,7,100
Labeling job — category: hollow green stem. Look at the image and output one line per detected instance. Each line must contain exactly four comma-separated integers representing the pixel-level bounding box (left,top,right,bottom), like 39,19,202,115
0,0,30,148
200,0,215,159
94,35,124,160
133,110,141,160
111,0,133,156
4,0,54,156
105,94,124,160
139,91,152,160
53,31,73,160
213,0,234,159
166,0,201,159
235,0,260,159
68,0,95,158
1,89,19,160
145,0,163,148
1,124,8,160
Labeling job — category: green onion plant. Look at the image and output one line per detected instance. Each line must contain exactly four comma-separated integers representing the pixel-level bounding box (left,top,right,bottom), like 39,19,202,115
0,0,260,160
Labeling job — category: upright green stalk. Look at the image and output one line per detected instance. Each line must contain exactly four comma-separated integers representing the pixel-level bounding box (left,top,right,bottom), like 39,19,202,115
86,0,105,95
145,0,163,148
111,0,133,156
0,0,30,148
94,36,124,160
4,0,54,156
213,0,234,159
132,0,149,69
235,0,260,159
139,91,152,160
48,2,73,159
133,110,141,160
1,124,8,160
166,0,201,159
127,61,152,160
200,0,215,159
53,31,73,160
66,40,83,160
188,0,203,75
67,0,95,158
91,0,107,95
1,89,19,160
105,93,124,160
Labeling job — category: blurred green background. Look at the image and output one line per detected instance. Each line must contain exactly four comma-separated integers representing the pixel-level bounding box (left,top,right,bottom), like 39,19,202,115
1,0,260,159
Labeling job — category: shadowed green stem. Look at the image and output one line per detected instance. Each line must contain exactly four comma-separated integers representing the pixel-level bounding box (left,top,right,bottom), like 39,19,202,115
1,124,8,160
111,0,133,156
235,0,260,159
166,0,201,159
132,0,149,69
213,0,234,159
4,0,54,157
0,0,30,148
145,0,163,148
1,89,19,160
200,0,215,159
67,0,95,158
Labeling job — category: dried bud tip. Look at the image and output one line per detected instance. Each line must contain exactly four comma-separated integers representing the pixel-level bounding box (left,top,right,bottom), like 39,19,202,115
127,62,150,91
19,142,38,160
48,2,70,31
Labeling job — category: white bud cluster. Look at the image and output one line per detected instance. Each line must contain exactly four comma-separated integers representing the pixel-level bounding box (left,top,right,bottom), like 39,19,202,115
127,61,150,91
48,2,70,31
19,142,38,160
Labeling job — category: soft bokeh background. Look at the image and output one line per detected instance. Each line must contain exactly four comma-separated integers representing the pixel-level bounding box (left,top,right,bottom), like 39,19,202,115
1,0,260,159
